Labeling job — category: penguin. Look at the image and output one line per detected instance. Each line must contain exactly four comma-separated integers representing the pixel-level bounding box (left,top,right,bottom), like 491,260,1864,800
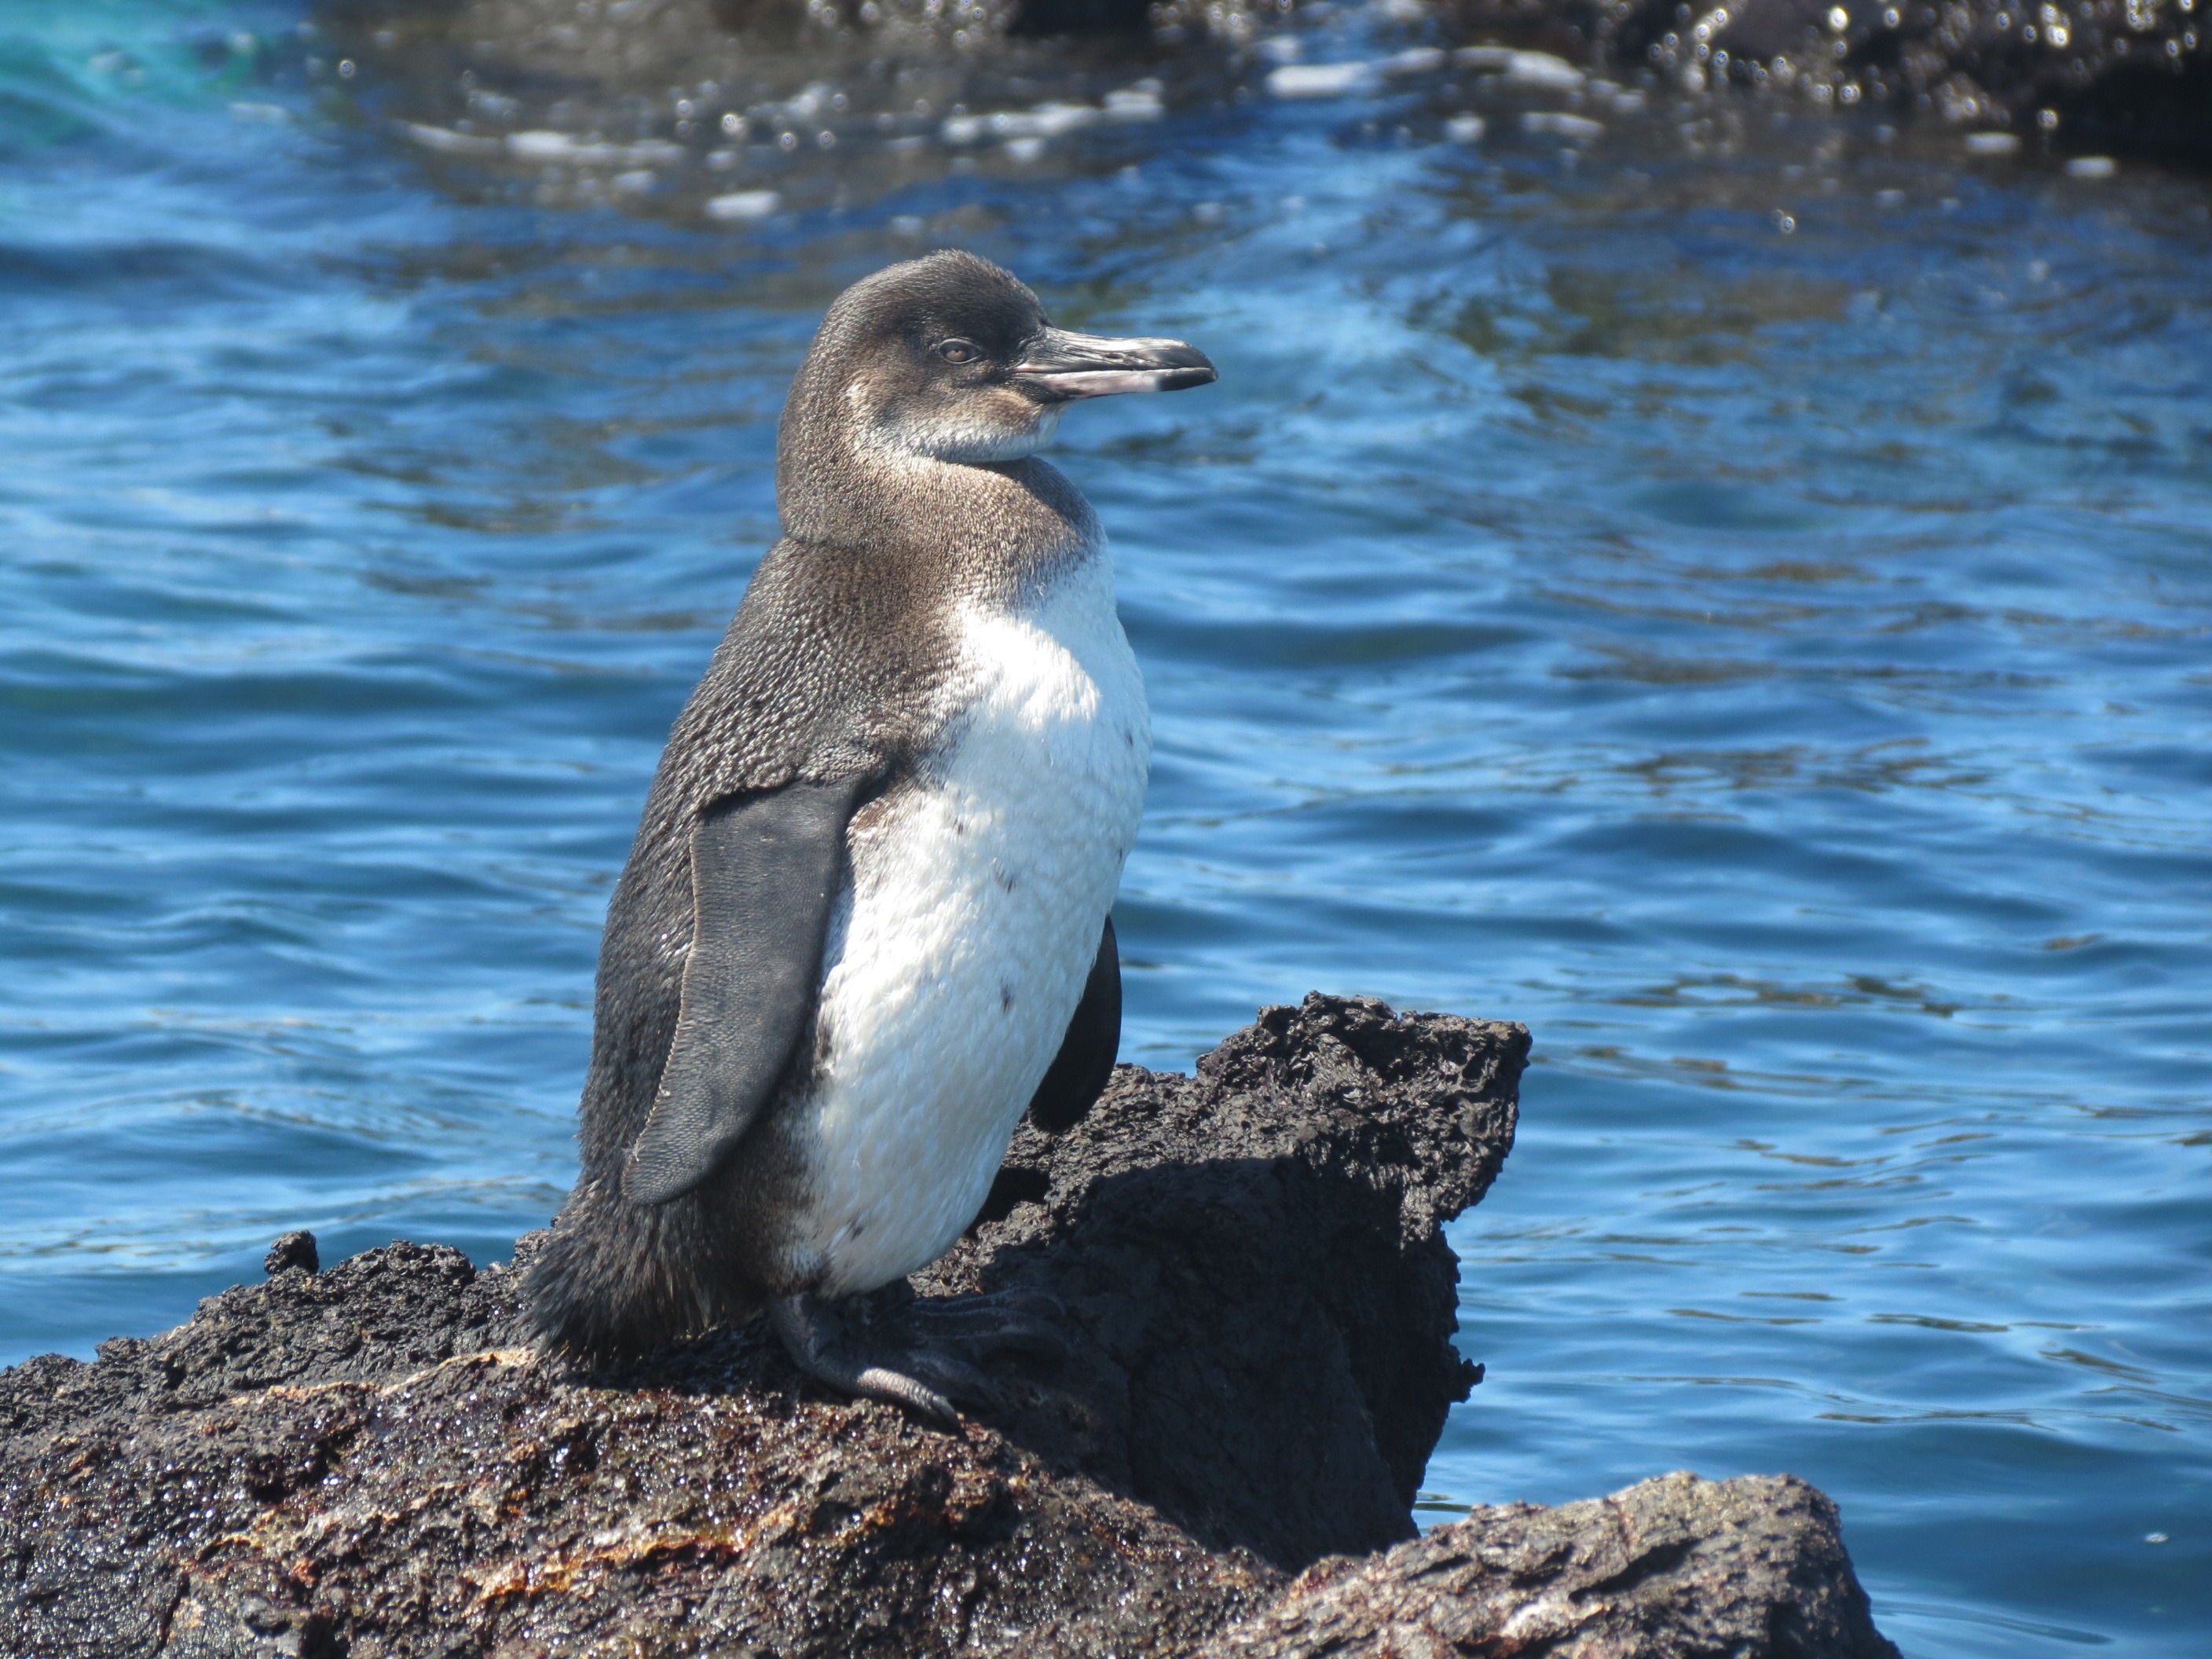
523,250,1215,1423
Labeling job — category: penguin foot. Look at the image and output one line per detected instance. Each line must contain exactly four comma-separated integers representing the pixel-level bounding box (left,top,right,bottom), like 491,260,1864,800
769,1294,1000,1430
897,1287,1071,1364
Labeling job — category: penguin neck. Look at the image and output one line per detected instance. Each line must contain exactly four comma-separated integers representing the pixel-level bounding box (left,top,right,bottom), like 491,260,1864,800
775,388,1101,596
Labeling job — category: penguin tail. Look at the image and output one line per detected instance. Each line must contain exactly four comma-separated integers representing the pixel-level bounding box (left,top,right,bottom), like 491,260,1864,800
520,1180,754,1363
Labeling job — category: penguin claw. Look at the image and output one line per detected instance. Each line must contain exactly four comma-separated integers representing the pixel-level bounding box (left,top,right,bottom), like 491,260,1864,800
896,1346,1006,1415
847,1361,962,1430
770,1294,1002,1430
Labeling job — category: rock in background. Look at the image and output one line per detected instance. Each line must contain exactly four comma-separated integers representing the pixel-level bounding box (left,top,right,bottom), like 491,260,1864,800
290,0,2204,237
0,997,1896,1657
1440,0,2211,163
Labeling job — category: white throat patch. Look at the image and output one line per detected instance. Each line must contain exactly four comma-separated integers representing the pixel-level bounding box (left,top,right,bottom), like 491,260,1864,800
850,381,1064,464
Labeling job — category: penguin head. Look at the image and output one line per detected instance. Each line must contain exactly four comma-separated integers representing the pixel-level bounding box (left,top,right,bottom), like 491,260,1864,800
793,250,1216,468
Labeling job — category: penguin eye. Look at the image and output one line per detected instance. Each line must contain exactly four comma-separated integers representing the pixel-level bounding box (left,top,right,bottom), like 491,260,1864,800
936,338,982,364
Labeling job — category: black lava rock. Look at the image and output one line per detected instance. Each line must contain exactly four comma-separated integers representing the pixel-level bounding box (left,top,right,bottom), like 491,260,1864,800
262,1230,319,1277
0,995,1895,1657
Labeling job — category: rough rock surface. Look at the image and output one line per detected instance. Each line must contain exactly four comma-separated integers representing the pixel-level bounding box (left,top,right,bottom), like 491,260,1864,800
0,994,1897,1658
1199,1470,1902,1659
0,996,1516,1657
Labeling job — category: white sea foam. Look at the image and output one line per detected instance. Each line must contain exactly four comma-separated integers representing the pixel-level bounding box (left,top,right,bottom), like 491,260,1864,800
1265,62,1379,98
704,189,780,222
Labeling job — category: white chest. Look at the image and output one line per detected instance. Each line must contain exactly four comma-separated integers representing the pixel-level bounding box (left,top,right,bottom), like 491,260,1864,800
780,549,1150,1295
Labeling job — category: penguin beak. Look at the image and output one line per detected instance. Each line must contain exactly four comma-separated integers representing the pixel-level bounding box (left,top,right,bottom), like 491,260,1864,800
1010,328,1218,401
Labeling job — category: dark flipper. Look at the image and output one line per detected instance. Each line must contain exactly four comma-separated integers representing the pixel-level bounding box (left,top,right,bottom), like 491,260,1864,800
1025,916,1120,1133
624,778,866,1207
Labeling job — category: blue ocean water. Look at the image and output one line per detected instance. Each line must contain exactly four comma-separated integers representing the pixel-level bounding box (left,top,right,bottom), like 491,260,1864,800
2,2,2208,1650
